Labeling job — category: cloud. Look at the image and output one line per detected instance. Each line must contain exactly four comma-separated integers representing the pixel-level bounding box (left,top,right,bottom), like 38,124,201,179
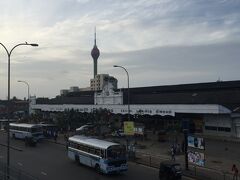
0,0,240,99
103,42,240,87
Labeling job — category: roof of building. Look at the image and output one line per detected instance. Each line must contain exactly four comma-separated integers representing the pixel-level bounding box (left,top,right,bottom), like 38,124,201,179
35,80,240,111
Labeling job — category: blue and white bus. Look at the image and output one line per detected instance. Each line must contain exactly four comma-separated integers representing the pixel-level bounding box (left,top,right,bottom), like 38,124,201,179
9,123,43,141
68,135,128,174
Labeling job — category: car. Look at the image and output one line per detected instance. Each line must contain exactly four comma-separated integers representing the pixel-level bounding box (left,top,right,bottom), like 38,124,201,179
159,161,182,180
111,129,125,137
76,124,95,131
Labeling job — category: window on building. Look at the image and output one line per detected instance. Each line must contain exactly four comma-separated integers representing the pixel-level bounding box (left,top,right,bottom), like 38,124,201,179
218,127,231,132
205,126,231,132
205,126,218,131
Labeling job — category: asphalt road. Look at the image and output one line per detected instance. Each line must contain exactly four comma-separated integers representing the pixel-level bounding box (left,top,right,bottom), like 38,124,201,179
0,132,193,180
0,133,156,180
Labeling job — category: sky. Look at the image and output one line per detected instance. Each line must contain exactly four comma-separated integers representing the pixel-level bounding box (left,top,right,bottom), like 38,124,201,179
0,0,240,100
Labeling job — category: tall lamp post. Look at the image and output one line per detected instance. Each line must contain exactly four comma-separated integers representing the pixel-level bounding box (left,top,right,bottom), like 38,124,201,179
17,80,30,115
113,65,130,120
0,42,38,171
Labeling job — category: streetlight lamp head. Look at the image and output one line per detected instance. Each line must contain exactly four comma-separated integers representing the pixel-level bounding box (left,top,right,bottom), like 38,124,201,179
113,65,118,67
30,43,38,47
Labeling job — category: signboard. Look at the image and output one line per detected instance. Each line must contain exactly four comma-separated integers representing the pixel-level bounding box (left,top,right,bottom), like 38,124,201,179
188,150,205,167
188,136,205,150
124,121,134,135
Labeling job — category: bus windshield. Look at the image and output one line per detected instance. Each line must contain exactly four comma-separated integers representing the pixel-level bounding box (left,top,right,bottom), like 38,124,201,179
107,145,126,159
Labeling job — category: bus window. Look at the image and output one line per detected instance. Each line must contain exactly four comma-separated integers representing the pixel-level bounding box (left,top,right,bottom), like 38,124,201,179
95,149,101,156
101,150,105,158
107,145,126,159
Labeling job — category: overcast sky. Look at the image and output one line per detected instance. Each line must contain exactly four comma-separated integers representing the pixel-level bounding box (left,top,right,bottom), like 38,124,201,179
0,0,240,100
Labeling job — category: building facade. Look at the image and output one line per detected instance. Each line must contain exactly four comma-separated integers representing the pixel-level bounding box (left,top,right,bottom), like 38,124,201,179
31,80,240,138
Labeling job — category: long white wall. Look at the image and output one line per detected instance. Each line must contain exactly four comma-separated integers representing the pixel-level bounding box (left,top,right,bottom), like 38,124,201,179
31,104,231,116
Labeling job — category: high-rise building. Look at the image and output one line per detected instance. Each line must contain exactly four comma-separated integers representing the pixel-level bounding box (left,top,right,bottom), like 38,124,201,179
90,74,118,91
91,28,100,78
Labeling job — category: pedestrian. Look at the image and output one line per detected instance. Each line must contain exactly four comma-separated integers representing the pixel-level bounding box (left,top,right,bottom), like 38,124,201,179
66,139,69,150
181,141,185,153
176,143,180,154
232,164,239,180
64,133,67,141
171,146,175,161
54,131,58,142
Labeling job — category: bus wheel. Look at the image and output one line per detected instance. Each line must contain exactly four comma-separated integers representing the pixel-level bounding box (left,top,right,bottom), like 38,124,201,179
74,155,80,164
25,137,28,146
95,164,101,174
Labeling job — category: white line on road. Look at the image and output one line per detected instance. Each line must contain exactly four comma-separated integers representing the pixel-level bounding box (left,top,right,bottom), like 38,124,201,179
41,172,47,176
17,162,23,166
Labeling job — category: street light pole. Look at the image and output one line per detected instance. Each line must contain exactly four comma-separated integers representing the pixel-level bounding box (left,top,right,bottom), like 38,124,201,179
17,80,30,115
113,65,130,121
0,42,38,172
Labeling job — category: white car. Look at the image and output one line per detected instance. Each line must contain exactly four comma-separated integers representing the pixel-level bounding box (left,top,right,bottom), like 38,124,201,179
112,129,125,137
76,124,95,132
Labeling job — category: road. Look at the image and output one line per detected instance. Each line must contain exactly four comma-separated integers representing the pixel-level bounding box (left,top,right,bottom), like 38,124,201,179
0,132,193,180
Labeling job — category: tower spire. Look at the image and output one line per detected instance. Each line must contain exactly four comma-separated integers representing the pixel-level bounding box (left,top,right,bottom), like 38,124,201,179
91,27,100,78
94,26,96,46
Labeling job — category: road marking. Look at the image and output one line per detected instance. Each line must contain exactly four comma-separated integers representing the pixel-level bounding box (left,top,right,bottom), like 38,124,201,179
41,172,47,176
17,162,23,166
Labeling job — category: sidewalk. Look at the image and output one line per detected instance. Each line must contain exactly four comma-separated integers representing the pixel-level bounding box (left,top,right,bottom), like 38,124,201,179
133,132,240,179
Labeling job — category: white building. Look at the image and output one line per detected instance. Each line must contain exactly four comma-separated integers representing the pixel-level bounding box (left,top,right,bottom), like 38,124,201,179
90,74,117,91
94,82,123,105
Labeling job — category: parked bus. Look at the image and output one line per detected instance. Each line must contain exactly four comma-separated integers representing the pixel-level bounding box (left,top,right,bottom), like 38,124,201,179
9,123,43,142
68,135,128,174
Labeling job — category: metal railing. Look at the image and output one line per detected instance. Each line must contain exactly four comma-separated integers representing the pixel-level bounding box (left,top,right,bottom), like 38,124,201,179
133,151,239,180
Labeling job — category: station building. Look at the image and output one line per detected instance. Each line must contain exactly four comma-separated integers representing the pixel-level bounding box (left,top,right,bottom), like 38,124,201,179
30,80,240,138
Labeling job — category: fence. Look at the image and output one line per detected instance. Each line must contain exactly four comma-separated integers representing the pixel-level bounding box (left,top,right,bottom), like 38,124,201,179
0,161,39,180
134,151,239,180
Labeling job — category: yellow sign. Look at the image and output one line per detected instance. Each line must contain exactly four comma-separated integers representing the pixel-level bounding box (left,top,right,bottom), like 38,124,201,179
124,121,134,135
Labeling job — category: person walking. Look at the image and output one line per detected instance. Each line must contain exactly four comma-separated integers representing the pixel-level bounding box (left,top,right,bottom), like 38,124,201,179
232,164,239,180
171,146,175,161
54,131,58,143
181,141,185,153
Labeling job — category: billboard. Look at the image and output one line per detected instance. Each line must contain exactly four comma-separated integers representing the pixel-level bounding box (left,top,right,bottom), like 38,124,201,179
188,150,205,167
124,121,134,135
188,136,205,150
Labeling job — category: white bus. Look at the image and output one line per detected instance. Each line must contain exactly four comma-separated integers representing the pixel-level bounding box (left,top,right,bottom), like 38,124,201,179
68,135,128,174
9,123,43,141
